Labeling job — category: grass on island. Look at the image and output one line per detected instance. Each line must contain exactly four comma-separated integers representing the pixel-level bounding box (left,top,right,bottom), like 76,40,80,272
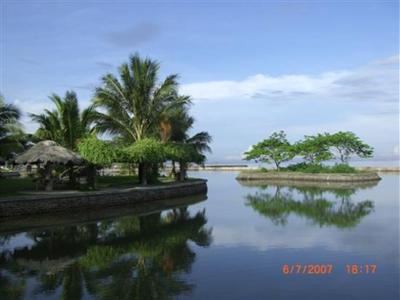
0,175,184,197
257,163,359,174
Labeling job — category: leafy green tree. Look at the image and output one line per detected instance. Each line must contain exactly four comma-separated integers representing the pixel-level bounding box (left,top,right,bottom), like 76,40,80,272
244,131,294,170
165,143,205,181
327,131,373,163
30,91,95,150
294,133,332,164
92,54,189,184
77,135,120,188
124,138,166,185
77,135,118,166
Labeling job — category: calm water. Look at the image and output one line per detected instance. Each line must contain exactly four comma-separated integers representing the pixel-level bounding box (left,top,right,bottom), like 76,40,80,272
1,172,399,300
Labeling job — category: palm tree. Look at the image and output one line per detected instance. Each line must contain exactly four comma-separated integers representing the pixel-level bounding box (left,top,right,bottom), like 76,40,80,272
0,94,24,160
92,54,190,184
0,94,20,132
30,91,95,150
162,106,212,180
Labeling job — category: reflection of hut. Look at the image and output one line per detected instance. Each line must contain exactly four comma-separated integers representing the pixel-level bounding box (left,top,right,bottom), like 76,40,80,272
15,140,84,191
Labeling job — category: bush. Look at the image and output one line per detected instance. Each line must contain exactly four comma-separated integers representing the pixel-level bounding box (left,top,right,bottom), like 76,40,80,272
285,162,326,173
330,163,357,173
284,162,357,173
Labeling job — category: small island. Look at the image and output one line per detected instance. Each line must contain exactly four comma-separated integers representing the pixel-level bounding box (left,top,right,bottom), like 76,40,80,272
236,131,381,182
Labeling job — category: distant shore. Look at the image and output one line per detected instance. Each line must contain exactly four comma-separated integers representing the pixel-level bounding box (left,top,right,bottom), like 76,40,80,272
183,164,400,172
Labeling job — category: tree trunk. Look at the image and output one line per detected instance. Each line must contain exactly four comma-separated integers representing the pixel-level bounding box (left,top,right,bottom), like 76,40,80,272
150,163,159,183
139,162,147,185
274,160,280,171
44,164,54,191
179,161,187,181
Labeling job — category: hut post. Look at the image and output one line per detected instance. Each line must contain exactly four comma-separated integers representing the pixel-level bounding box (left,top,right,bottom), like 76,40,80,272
44,163,54,191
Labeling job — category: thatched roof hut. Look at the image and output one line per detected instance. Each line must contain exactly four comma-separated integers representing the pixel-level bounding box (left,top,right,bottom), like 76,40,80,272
15,140,84,166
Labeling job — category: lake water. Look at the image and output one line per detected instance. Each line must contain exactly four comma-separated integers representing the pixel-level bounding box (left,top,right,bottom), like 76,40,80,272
1,172,399,300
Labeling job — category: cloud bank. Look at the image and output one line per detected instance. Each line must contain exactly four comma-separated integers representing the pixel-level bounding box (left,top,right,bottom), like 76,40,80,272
180,54,399,104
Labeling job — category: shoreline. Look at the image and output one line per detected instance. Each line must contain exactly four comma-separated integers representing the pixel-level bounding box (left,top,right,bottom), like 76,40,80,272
0,179,207,218
235,171,381,182
183,165,399,172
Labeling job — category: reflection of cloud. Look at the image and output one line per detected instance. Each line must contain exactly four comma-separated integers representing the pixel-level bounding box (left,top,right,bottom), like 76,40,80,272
106,22,159,47
180,54,398,103
213,203,396,258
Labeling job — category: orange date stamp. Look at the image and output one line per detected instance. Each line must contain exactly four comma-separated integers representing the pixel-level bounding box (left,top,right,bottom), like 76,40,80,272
282,264,377,275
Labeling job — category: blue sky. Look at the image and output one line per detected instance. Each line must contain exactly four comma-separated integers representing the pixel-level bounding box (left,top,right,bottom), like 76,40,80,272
1,0,399,165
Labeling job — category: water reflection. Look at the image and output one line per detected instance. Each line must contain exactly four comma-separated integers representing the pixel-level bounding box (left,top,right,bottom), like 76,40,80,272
240,180,376,228
0,201,212,299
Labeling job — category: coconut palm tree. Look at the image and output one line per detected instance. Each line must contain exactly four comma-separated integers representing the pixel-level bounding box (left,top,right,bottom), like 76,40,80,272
162,106,212,180
0,94,20,133
92,54,190,184
30,91,95,150
0,94,25,160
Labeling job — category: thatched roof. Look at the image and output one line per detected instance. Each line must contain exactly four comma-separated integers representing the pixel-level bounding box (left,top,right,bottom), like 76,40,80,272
15,140,84,165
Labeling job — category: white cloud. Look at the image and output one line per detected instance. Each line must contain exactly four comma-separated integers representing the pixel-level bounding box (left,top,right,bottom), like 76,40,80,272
180,54,398,103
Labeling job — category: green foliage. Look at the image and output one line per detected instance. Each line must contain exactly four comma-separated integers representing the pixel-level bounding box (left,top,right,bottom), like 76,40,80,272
284,162,357,173
246,130,373,173
0,94,25,158
77,135,119,166
165,143,205,164
327,131,374,162
244,131,294,170
92,54,189,143
96,175,139,187
330,163,357,173
293,133,333,164
30,91,96,150
124,138,166,164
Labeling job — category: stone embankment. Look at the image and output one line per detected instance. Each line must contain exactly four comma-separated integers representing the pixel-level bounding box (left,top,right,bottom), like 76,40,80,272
236,171,381,182
0,180,207,218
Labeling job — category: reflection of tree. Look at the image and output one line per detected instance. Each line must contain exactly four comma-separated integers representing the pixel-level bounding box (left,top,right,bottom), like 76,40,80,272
0,207,212,300
246,185,374,228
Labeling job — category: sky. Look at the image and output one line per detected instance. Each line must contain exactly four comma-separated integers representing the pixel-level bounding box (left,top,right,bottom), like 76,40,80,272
1,0,399,165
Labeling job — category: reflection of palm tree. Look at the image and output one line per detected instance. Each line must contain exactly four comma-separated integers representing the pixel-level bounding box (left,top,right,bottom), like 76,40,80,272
0,207,212,300
0,272,25,300
246,185,374,228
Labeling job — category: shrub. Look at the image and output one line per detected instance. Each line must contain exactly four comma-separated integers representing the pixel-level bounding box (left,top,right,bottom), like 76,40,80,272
284,162,357,174
330,163,357,173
